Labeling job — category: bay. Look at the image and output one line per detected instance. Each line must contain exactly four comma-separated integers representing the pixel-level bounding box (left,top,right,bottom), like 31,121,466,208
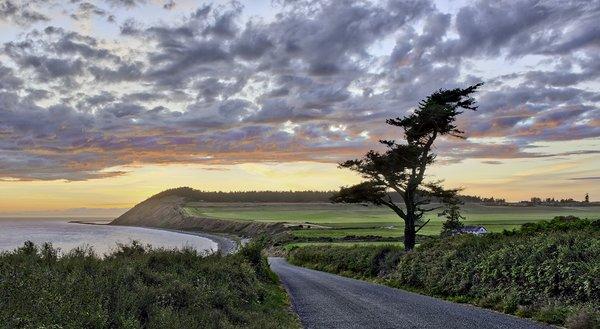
0,217,217,255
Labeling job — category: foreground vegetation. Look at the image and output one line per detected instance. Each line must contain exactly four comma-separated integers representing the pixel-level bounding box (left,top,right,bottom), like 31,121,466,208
0,241,299,329
288,217,600,328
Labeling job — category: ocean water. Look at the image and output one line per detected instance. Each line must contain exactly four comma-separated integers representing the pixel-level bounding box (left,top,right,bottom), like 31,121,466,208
0,218,217,255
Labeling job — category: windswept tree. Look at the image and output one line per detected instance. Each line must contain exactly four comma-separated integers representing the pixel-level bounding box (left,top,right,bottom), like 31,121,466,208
332,83,482,251
439,190,465,237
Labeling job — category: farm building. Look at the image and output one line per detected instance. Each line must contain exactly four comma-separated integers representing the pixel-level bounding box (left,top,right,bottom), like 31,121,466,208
453,226,488,235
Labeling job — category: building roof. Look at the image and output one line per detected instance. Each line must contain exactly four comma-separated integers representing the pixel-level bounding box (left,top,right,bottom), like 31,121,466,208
458,226,487,232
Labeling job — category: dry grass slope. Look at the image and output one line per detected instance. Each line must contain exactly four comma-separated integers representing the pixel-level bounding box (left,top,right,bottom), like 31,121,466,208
111,195,286,237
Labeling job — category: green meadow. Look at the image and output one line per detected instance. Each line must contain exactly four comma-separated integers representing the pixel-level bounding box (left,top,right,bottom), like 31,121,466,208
283,241,406,251
184,203,600,239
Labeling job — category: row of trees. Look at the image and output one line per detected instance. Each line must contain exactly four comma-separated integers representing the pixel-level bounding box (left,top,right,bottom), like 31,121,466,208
529,195,590,204
151,186,497,204
150,187,338,203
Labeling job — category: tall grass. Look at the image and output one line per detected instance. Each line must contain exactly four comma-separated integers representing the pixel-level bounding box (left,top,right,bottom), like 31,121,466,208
0,240,299,329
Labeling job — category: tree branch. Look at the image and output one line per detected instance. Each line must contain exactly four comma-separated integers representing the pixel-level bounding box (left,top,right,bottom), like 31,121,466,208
415,131,437,183
415,218,431,233
380,199,406,220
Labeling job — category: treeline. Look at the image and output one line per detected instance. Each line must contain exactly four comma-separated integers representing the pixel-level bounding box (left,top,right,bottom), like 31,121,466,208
150,187,508,204
527,197,591,205
150,187,337,203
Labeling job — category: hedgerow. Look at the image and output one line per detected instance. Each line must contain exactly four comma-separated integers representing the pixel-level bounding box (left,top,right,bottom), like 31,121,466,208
288,218,599,328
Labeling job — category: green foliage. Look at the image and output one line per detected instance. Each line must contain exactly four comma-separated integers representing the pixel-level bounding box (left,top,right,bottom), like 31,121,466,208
186,202,600,238
439,193,465,236
289,244,404,278
149,186,335,202
330,182,388,206
519,215,595,233
288,219,600,327
386,83,483,142
332,84,483,251
0,242,300,329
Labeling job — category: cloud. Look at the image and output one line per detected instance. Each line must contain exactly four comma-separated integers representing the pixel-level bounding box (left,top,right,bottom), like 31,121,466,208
568,177,600,181
103,0,147,8
435,0,600,59
0,0,598,181
0,0,49,26
0,64,23,90
71,2,108,20
163,0,175,10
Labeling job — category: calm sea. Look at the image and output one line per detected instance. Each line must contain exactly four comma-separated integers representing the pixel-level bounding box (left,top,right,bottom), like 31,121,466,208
0,217,217,255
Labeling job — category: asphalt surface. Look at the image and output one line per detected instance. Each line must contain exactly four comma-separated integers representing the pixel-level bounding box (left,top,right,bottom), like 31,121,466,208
269,257,553,329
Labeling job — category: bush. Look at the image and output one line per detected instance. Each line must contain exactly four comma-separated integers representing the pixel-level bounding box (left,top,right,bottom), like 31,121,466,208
289,244,404,278
519,216,595,233
288,219,600,327
0,242,299,329
565,309,600,329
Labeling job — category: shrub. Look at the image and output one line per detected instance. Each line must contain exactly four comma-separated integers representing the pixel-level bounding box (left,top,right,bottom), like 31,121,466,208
519,216,596,233
0,242,299,329
288,244,404,278
565,309,600,329
288,219,600,327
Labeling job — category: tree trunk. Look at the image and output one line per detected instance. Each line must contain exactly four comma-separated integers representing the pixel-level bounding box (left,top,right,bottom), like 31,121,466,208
403,189,417,251
404,216,416,251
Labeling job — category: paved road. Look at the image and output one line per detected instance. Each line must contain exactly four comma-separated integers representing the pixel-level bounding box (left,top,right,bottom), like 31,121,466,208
269,258,553,329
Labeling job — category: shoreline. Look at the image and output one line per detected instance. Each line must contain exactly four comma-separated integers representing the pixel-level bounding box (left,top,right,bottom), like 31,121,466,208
162,228,241,255
69,220,240,255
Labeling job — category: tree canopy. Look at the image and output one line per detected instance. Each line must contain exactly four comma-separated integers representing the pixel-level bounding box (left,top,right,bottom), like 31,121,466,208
332,83,483,250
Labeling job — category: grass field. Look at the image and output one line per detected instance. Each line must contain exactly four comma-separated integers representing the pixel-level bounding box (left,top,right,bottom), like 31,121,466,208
283,241,405,251
184,202,600,239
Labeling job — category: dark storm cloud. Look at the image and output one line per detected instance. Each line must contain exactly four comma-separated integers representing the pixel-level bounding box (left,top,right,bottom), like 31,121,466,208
0,0,598,181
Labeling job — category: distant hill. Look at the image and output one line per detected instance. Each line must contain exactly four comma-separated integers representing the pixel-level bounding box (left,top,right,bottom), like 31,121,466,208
138,186,496,204
110,187,496,237
111,188,286,237
146,187,337,203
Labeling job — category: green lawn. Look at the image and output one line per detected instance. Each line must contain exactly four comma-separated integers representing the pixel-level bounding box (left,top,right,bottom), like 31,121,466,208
184,202,600,238
284,241,405,251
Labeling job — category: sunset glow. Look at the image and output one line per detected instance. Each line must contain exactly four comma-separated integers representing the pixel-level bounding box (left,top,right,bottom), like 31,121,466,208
1,0,598,212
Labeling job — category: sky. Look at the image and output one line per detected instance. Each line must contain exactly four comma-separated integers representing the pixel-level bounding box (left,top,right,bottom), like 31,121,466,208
0,0,599,212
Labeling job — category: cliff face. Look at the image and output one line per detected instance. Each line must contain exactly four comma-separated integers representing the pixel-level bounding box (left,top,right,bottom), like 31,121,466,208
111,192,286,237
112,195,188,228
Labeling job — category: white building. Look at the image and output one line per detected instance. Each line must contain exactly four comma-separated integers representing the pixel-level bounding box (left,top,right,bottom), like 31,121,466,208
454,226,488,235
